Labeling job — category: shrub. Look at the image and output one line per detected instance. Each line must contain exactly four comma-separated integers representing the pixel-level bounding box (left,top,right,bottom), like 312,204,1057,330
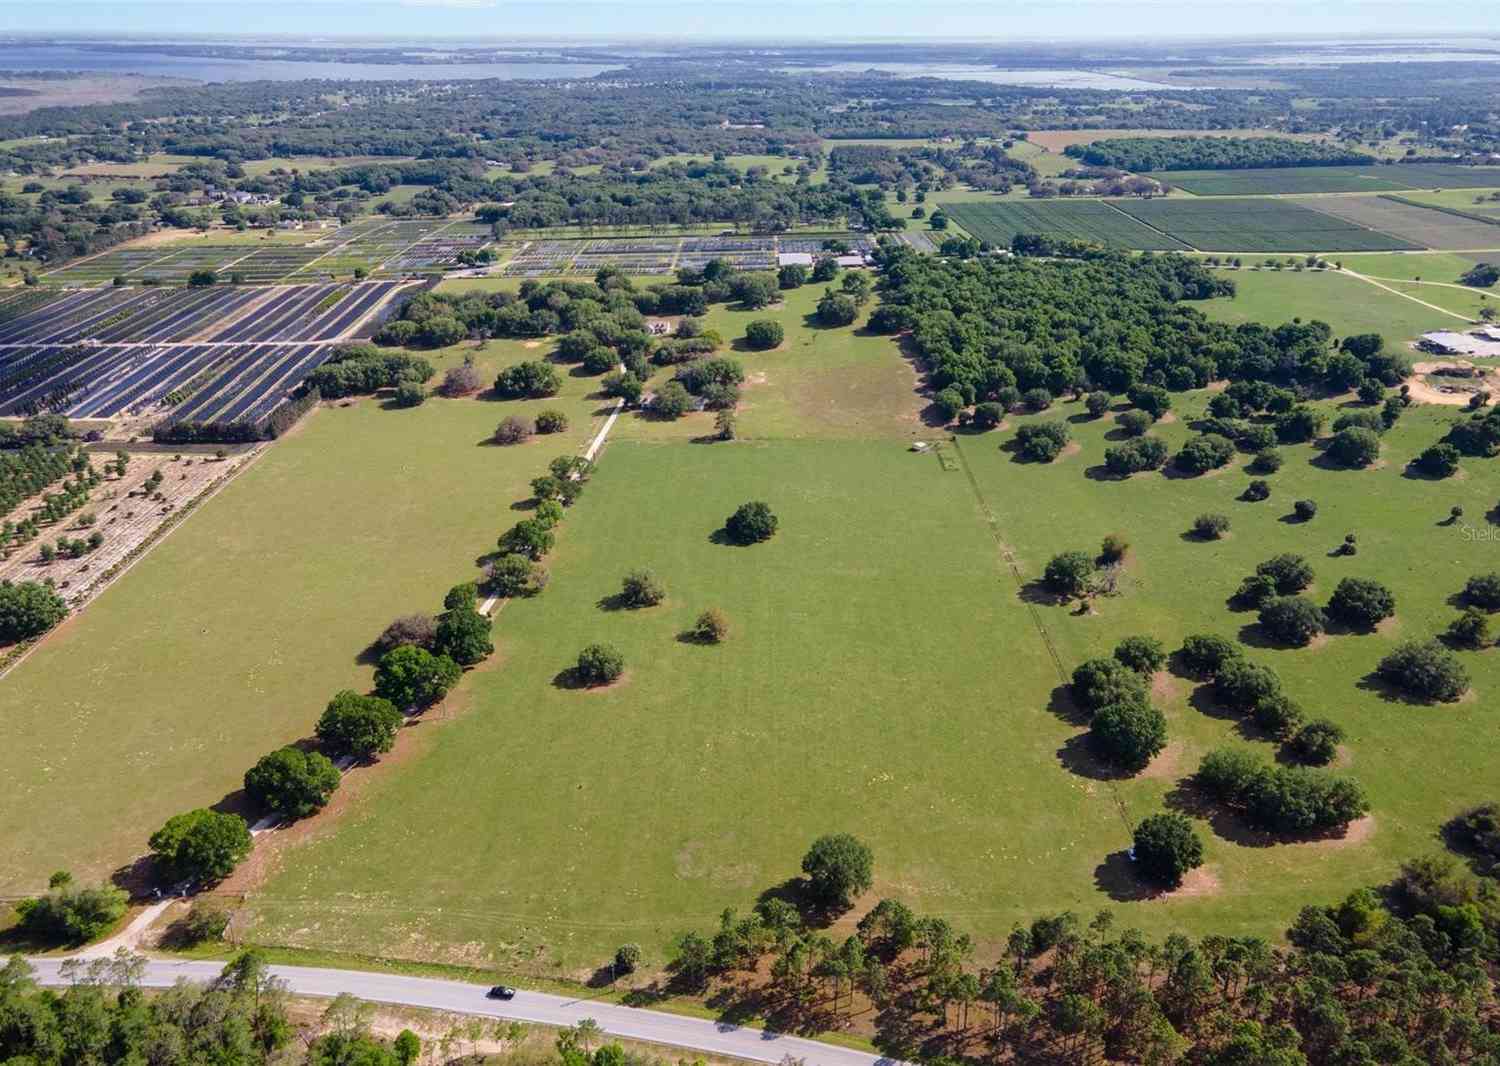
1127,383,1171,420
1326,577,1395,630
1175,433,1235,475
1448,608,1490,648
725,501,777,544
1376,640,1470,701
1293,499,1318,521
1252,693,1305,739
582,346,618,375
602,371,644,404
651,380,693,419
614,943,643,975
621,568,666,607
1463,572,1500,610
494,360,561,398
1238,424,1276,453
1131,813,1204,889
1328,426,1381,468
801,833,874,908
576,642,625,685
500,517,554,559
1192,513,1230,539
1085,391,1111,418
933,388,965,423
376,613,435,652
817,290,858,326
443,582,477,611
16,878,128,944
1197,747,1266,802
494,415,533,445
1234,573,1280,609
1448,804,1500,867
744,319,784,350
1014,421,1070,462
148,809,251,885
373,645,461,709
1242,479,1271,502
392,382,425,408
489,553,546,598
1290,719,1345,765
1044,550,1095,598
1103,436,1168,476
1249,448,1283,474
433,606,494,666
1071,657,1146,713
535,409,569,434
1099,532,1129,562
1213,659,1282,710
1117,409,1153,437
1091,697,1168,772
1179,634,1241,678
244,746,341,820
179,900,232,945
437,361,484,397
1258,596,1326,647
0,580,68,643
1416,443,1460,478
692,608,730,643
1257,553,1314,594
317,690,403,759
1275,406,1325,444
1114,635,1165,674
1021,387,1053,412
971,402,1005,430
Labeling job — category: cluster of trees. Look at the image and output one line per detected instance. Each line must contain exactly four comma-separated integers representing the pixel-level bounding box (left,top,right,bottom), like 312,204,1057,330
873,247,1405,421
1064,135,1377,171
662,830,1500,1064
0,579,68,644
1197,746,1369,835
304,344,434,399
1069,639,1170,773
0,952,443,1066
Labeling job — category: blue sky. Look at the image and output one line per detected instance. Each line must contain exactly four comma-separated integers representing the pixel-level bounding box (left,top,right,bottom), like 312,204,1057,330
14,2,1500,41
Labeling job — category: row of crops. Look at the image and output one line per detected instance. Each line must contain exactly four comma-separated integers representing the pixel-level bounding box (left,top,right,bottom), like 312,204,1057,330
945,198,1428,252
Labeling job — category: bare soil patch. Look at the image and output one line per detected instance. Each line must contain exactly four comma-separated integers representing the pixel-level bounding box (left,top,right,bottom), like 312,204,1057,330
1139,739,1185,781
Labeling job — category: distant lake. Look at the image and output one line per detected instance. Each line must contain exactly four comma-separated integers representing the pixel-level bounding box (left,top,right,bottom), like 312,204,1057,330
0,44,622,82
777,63,1204,90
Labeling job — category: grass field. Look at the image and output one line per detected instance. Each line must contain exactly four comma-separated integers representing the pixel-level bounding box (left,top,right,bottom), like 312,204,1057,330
1200,268,1462,342
1334,251,1485,283
0,342,608,896
12,261,1500,985
945,201,1188,250
1113,198,1421,252
1390,189,1500,217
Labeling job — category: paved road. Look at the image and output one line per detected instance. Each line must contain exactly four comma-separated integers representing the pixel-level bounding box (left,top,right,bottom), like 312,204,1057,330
20,957,898,1066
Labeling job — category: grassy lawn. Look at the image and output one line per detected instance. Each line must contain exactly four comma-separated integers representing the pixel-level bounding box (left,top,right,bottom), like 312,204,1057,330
0,342,609,896
959,397,1500,940
1336,251,1485,282
1201,268,1461,343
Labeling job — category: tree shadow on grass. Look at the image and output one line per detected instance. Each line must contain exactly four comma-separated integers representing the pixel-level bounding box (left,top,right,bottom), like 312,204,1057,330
1045,684,1090,727
1056,733,1134,782
1093,850,1161,903
1355,672,1447,707
1018,579,1068,608
1187,683,1238,722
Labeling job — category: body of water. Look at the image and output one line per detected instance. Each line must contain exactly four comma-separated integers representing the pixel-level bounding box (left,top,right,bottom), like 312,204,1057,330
0,44,622,82
776,62,1202,90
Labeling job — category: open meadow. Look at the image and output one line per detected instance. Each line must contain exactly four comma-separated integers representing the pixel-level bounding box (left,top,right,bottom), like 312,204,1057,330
0,341,609,896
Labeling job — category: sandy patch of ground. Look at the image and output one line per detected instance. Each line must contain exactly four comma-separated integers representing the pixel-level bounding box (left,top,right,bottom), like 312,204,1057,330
1405,361,1497,406
1149,671,1179,702
1302,815,1376,851
1139,740,1184,781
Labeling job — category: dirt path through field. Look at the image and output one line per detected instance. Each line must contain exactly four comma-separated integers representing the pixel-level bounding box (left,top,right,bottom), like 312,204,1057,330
1340,268,1477,322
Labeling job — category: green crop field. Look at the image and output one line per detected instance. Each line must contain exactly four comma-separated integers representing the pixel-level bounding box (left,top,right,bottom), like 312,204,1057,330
1113,198,1421,252
1148,164,1500,196
1292,195,1500,251
945,200,1188,250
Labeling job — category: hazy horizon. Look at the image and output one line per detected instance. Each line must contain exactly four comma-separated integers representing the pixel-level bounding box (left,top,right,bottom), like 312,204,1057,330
11,2,1500,43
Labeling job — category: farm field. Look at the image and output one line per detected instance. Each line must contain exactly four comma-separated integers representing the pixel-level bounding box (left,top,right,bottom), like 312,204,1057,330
240,381,1500,971
1147,164,1500,197
944,200,1189,250
0,339,609,896
1392,189,1500,217
0,448,247,610
1293,194,1500,250
1112,198,1420,252
499,234,875,278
